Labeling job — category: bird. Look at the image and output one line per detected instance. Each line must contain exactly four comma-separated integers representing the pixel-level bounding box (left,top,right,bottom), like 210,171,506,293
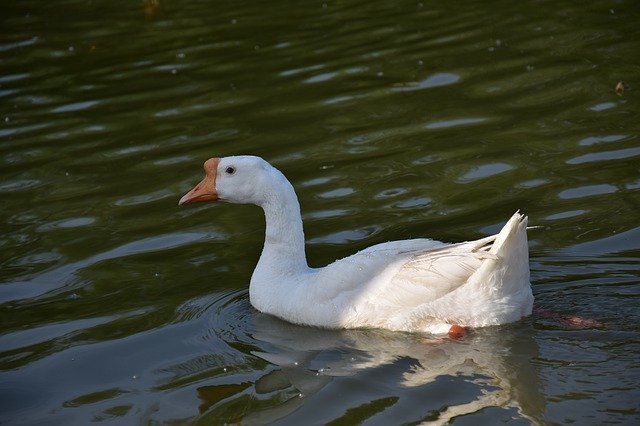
179,155,533,338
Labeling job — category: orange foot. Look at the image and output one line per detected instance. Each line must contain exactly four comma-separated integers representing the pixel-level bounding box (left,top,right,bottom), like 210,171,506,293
448,324,466,339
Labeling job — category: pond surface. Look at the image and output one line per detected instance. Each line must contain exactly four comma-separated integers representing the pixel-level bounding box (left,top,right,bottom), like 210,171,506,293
1,0,639,424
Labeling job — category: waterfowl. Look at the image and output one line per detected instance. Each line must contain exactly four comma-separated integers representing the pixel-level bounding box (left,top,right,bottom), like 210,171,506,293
179,156,534,336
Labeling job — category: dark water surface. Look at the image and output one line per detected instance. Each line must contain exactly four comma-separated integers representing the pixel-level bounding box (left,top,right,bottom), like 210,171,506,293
2,0,639,424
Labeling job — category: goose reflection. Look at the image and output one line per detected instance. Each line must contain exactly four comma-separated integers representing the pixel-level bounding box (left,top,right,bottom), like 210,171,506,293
198,310,545,425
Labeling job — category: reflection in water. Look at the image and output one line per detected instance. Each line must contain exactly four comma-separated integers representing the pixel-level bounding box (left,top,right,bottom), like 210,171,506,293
196,311,545,425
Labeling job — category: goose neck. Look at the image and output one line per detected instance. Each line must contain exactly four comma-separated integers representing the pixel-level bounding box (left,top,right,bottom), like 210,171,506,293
259,185,308,271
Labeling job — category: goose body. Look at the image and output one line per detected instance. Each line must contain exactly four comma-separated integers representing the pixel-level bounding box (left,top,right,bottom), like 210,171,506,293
179,156,533,335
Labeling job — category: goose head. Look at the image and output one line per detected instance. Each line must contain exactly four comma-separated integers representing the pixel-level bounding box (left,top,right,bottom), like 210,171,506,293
179,155,281,206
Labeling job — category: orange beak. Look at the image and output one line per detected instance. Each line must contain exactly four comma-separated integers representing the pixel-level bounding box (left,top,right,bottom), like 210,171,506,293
178,158,220,205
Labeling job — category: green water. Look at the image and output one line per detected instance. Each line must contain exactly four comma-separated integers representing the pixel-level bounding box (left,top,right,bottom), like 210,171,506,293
1,0,639,424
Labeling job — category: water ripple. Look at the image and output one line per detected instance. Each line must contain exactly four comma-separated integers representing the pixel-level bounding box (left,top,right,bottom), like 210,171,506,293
0,232,219,303
579,135,627,146
391,73,460,92
308,226,382,245
558,184,617,200
567,147,640,165
425,117,486,129
51,100,100,113
458,162,514,182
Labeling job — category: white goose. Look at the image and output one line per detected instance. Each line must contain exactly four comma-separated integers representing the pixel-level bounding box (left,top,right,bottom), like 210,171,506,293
179,156,533,337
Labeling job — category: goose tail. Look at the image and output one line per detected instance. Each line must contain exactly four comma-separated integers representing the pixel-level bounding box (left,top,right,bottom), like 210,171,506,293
481,211,534,321
456,211,533,327
489,211,528,256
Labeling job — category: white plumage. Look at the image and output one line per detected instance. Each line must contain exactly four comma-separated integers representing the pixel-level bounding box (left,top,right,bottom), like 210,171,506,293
179,155,533,335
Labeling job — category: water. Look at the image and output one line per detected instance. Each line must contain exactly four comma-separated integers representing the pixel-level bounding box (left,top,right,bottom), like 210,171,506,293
1,0,639,424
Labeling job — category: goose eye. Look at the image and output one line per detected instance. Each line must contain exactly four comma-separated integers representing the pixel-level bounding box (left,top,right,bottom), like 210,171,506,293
225,166,236,175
